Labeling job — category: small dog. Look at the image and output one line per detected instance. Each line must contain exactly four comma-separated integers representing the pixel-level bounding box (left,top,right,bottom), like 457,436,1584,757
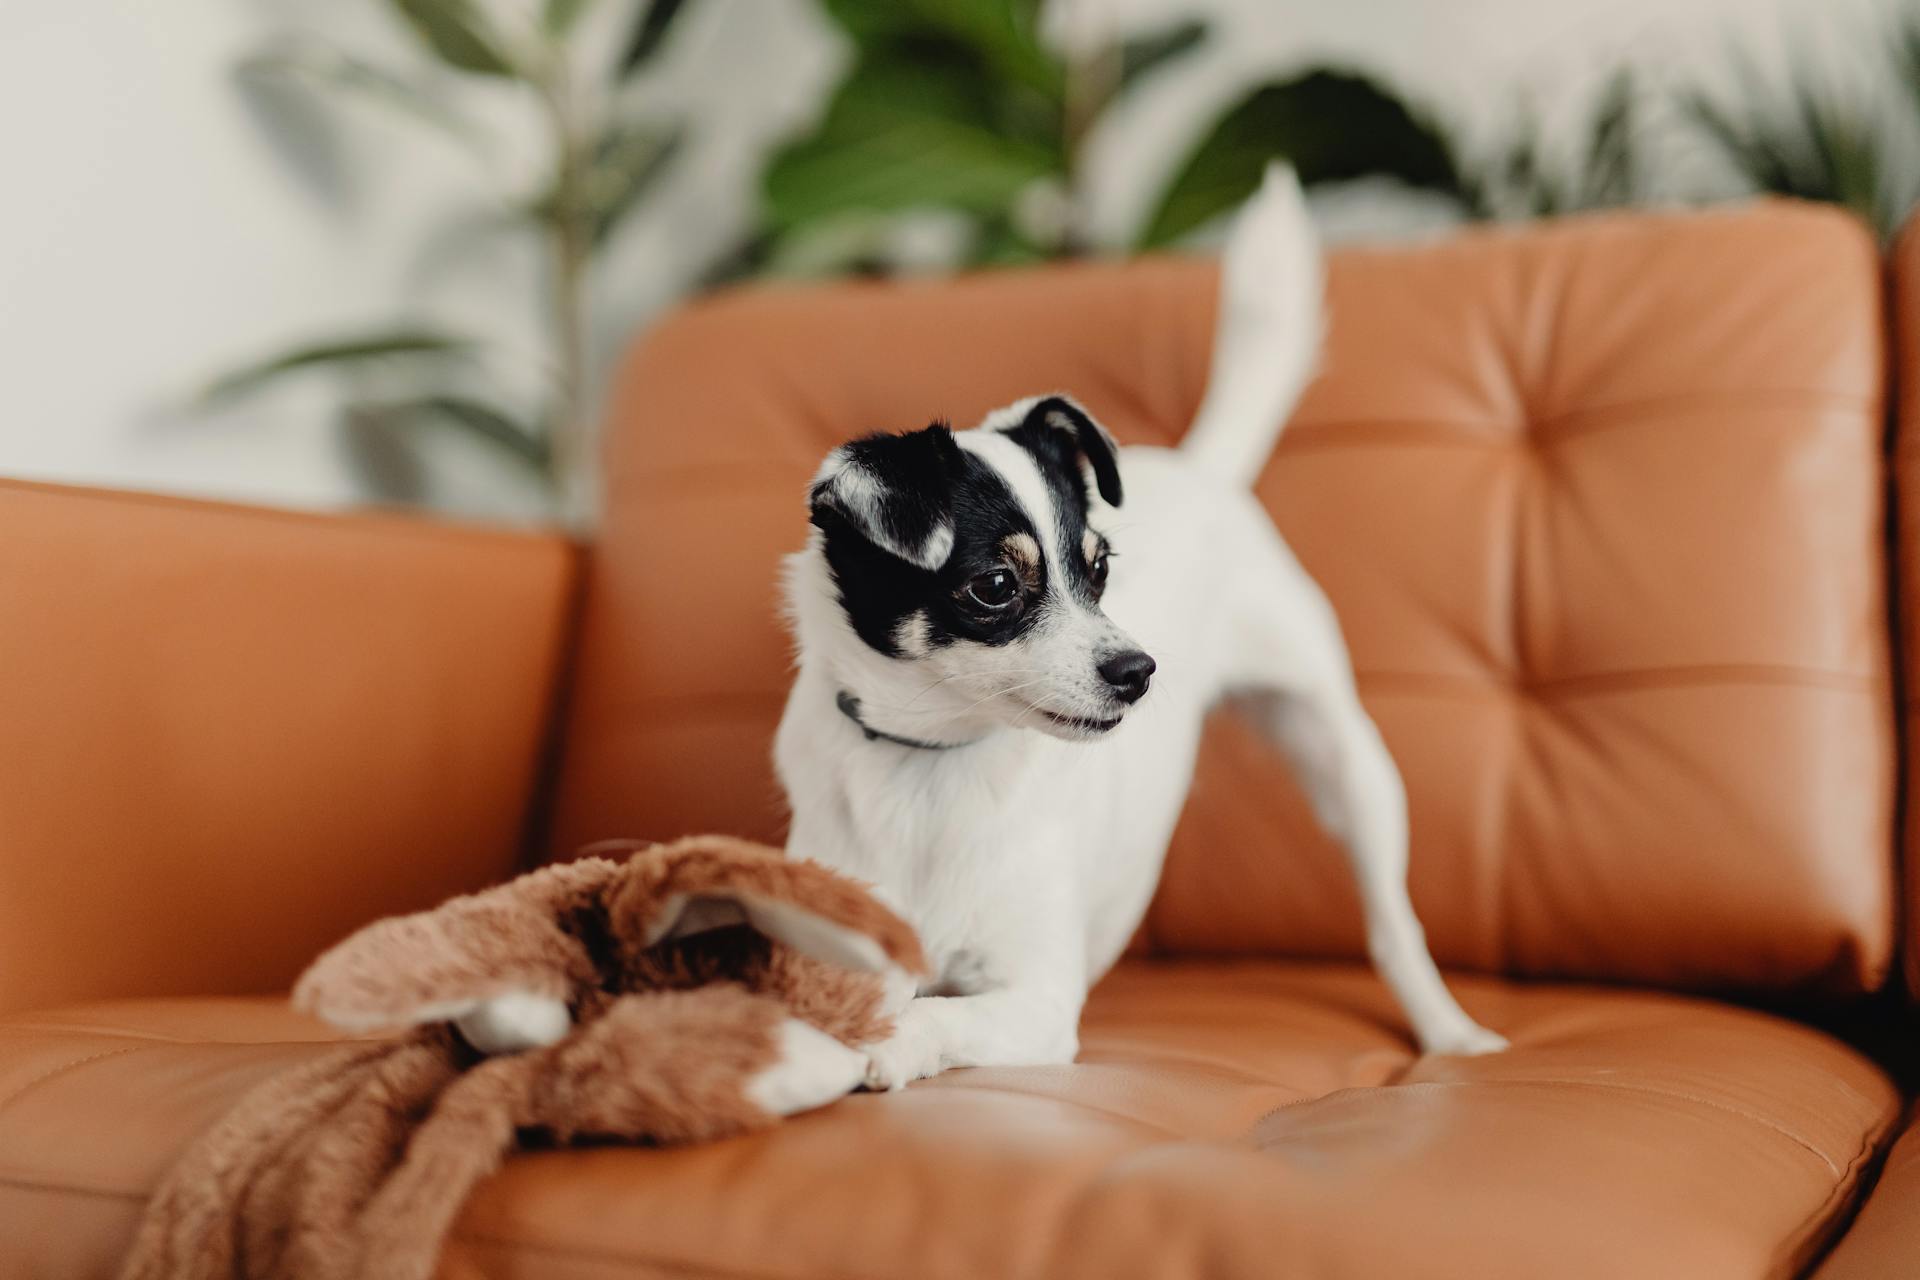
778,166,1506,1090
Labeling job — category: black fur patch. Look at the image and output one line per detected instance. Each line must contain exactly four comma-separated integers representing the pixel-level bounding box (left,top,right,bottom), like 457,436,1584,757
813,405,1123,659
997,398,1116,606
809,423,962,565
813,424,1051,656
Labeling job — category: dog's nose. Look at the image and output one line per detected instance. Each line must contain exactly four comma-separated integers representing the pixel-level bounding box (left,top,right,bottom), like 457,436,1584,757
1098,650,1157,704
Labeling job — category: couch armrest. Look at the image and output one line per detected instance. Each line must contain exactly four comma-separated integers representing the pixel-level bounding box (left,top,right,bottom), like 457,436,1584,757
0,479,578,1016
1817,1102,1920,1277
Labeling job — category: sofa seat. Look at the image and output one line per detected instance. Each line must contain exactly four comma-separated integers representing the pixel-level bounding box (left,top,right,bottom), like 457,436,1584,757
0,962,1897,1280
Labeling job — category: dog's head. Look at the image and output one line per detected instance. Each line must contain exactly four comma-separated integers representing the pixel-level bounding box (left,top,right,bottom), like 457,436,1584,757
805,395,1154,742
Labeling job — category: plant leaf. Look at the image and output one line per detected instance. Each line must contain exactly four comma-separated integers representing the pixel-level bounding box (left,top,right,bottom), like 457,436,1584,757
1577,69,1636,209
530,122,682,243
760,210,906,278
236,46,486,153
347,396,550,476
413,396,551,469
390,0,515,77
202,331,473,404
544,0,594,36
587,122,683,243
341,403,431,503
822,0,1062,100
1117,19,1205,96
1140,69,1461,248
765,50,1061,229
1684,51,1891,234
621,0,693,75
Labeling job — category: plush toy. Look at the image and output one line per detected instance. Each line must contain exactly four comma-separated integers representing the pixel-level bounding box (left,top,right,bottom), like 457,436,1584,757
119,835,926,1280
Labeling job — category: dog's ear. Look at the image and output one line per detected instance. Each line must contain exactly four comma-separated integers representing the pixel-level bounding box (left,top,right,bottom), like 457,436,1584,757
810,424,963,571
1019,395,1123,508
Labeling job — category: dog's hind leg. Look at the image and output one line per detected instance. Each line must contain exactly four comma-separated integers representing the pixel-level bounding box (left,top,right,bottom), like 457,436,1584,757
1222,522,1507,1056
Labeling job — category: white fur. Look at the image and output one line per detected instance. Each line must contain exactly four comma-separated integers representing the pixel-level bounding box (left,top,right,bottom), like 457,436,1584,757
777,166,1505,1088
453,991,572,1055
745,1019,870,1116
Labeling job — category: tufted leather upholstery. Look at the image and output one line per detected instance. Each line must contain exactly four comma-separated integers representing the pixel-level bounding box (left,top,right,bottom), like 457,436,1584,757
1,202,1915,1279
0,967,1899,1280
553,202,1895,995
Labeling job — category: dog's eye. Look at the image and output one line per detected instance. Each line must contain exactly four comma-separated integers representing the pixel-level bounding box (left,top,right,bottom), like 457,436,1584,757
965,568,1019,609
1089,551,1111,598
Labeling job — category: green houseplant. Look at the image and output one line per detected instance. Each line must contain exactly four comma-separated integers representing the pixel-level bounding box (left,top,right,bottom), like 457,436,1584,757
756,0,1646,274
208,0,698,522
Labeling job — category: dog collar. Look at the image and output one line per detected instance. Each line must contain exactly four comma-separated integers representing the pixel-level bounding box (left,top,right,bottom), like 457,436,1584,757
835,690,978,751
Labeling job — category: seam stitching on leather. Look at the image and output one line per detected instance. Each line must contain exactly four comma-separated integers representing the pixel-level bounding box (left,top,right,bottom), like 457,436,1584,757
0,477,574,559
1250,1078,1846,1175
1359,665,1884,699
1523,1078,1840,1173
450,1228,874,1280
0,1171,143,1201
0,1046,149,1117
611,391,1879,489
1267,387,1878,454
0,1026,355,1047
1766,1097,1900,1280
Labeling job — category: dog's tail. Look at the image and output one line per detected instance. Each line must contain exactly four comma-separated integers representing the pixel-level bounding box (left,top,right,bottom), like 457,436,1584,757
1177,163,1325,490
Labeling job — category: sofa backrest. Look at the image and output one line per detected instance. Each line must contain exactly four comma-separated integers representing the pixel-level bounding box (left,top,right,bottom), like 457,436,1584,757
1893,220,1920,999
551,203,1895,994
0,481,575,1016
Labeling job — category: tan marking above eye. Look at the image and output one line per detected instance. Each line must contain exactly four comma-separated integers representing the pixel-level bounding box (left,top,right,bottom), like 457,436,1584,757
1082,530,1101,562
1003,532,1041,574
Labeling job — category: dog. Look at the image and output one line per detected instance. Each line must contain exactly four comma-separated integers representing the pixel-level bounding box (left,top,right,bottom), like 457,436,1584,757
776,165,1506,1091
447,166,1504,1094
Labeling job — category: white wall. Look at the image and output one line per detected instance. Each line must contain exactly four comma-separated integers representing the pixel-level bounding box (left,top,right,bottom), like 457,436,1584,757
0,0,1898,521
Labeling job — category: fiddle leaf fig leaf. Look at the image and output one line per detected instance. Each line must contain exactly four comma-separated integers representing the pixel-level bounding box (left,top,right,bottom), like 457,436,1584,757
766,52,1060,229
390,0,516,77
822,0,1062,101
1117,19,1205,96
1141,68,1461,248
544,0,594,36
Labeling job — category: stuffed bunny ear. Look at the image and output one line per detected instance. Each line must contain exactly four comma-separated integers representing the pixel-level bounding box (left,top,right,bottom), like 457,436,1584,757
646,893,895,973
620,837,928,976
293,858,623,1032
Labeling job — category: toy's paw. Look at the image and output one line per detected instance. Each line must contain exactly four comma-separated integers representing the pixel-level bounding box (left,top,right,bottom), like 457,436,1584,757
744,1020,867,1117
454,992,572,1055
1420,1019,1509,1057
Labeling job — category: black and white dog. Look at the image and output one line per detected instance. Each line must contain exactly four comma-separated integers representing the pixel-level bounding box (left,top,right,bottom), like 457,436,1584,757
443,166,1502,1111
778,166,1506,1091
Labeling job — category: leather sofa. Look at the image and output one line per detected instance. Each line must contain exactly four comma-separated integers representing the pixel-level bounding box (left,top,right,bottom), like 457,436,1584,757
4,200,1919,1278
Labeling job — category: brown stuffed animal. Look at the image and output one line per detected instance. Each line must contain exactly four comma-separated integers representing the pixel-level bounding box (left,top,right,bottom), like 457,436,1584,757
118,835,926,1280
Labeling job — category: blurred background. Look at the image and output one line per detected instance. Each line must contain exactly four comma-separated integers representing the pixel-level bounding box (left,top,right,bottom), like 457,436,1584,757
1,0,1910,525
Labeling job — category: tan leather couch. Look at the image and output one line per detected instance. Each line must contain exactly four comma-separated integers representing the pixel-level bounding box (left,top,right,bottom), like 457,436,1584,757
4,202,1919,1278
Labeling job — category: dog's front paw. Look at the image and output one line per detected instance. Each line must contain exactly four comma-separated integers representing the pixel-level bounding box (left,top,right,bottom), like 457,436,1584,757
1420,1019,1509,1057
745,1020,867,1117
862,1028,938,1092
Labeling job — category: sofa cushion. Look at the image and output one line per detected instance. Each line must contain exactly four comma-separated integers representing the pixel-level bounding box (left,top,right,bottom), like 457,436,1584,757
1816,1101,1920,1277
1,964,1896,1280
552,203,1894,994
